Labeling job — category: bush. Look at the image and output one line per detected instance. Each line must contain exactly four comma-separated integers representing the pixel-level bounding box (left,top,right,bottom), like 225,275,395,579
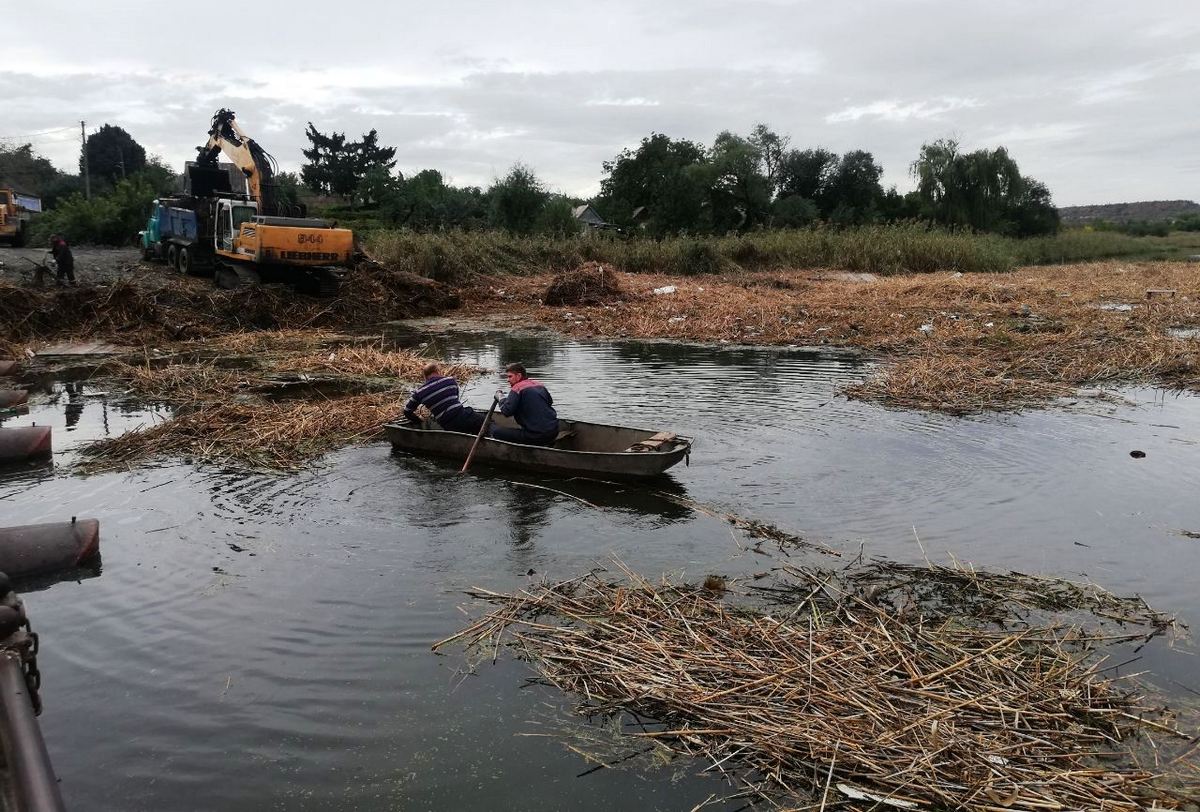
28,172,170,246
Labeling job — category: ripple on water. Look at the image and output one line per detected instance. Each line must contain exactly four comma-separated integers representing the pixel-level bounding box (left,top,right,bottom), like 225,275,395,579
3,333,1200,811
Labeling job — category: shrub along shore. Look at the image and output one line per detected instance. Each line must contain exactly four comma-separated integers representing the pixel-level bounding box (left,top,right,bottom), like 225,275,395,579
362,225,1198,281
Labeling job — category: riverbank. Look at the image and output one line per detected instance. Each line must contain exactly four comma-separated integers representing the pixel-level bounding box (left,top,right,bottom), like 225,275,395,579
3,248,1198,416
458,260,1200,413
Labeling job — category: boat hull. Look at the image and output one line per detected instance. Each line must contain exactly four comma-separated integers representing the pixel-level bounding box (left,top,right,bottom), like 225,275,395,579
384,416,691,478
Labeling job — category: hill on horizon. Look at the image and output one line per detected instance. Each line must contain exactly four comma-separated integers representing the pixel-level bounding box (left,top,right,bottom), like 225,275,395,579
1058,200,1200,224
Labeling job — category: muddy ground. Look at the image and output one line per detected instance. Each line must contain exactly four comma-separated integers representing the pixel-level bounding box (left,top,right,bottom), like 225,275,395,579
0,245,147,287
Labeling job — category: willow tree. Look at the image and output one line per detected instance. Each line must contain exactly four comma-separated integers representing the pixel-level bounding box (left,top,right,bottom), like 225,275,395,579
911,139,1058,236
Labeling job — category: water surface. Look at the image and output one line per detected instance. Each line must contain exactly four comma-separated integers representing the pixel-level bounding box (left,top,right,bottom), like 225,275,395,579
1,331,1198,810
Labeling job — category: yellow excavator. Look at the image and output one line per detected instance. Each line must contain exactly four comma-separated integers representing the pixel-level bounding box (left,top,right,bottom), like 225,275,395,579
142,109,354,295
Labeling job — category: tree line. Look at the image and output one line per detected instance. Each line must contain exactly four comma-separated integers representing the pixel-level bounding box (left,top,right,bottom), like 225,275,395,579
2,120,1063,245
299,122,1060,237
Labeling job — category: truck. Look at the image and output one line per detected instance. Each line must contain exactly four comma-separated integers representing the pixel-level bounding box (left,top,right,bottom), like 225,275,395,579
139,109,355,296
0,189,41,247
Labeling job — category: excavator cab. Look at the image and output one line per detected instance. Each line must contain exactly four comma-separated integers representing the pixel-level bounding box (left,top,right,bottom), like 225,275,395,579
215,200,257,251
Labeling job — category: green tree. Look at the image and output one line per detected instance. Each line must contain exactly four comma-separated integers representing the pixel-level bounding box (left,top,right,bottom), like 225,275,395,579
538,198,581,237
772,195,819,228
911,139,1057,236
83,124,147,186
708,131,771,231
301,124,395,204
488,163,547,235
597,133,708,235
748,124,789,197
1,143,60,194
824,150,884,224
778,148,839,211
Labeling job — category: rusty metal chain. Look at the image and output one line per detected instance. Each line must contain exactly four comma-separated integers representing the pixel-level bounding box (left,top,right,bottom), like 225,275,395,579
1,602,42,715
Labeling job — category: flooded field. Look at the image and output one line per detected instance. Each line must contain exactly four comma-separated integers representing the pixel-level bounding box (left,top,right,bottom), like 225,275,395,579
2,330,1199,810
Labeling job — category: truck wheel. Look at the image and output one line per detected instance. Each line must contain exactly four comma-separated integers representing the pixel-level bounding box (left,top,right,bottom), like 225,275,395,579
13,225,26,248
166,243,179,271
178,247,192,276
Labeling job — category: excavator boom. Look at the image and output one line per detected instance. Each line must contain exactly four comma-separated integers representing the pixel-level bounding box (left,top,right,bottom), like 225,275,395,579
196,108,276,212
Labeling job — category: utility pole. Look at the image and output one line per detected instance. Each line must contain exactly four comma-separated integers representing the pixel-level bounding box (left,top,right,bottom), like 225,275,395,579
80,120,90,200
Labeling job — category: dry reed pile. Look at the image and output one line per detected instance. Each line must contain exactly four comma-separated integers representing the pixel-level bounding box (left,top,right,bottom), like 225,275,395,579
81,395,399,470
438,560,1195,810
466,261,1200,413
543,262,626,306
78,334,483,471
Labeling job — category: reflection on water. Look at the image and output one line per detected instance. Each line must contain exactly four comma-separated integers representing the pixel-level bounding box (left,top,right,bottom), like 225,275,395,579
0,330,1198,811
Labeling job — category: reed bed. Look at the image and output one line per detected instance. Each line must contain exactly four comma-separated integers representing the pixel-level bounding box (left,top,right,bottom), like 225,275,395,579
365,226,1168,282
465,260,1200,413
438,560,1194,810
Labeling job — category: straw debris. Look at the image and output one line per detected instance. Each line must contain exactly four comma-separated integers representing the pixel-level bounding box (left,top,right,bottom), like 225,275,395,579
464,260,1200,413
438,559,1195,810
78,332,482,471
543,262,625,306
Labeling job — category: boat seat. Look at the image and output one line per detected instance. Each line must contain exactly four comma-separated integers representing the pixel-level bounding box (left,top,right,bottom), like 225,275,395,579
626,431,677,453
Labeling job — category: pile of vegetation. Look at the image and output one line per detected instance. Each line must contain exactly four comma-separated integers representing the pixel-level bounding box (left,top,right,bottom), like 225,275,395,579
0,260,457,346
437,559,1190,810
542,262,625,306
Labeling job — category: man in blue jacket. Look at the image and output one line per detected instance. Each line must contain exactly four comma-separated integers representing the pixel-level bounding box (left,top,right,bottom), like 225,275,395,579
491,363,559,446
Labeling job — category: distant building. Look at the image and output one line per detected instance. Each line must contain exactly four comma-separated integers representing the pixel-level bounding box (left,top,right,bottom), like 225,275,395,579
572,203,608,229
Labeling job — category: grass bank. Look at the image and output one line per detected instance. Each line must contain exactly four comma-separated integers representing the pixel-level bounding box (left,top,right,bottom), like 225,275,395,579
364,225,1196,282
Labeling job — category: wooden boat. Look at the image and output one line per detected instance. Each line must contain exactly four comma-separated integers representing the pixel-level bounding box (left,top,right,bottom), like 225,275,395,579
384,414,693,478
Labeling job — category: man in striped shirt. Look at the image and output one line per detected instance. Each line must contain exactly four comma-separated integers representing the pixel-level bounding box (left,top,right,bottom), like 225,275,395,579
402,363,486,434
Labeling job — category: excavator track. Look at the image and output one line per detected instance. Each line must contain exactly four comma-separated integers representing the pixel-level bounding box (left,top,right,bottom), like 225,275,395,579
214,262,262,290
295,266,343,298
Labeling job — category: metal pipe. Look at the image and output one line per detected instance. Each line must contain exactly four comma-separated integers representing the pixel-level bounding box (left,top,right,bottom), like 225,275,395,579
0,390,29,408
0,656,66,811
0,427,51,465
0,519,99,579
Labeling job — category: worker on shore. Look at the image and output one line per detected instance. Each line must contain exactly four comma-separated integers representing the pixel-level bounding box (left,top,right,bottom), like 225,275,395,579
491,363,559,446
49,235,75,287
402,363,486,434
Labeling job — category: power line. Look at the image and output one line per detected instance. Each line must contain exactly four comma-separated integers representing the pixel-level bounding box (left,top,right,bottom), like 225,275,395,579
0,125,78,141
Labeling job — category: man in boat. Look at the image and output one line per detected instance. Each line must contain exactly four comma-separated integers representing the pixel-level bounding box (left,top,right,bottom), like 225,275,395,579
402,363,487,434
490,363,559,446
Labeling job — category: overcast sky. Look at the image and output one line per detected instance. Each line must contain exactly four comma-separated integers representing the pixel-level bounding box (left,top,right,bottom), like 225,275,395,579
2,0,1197,207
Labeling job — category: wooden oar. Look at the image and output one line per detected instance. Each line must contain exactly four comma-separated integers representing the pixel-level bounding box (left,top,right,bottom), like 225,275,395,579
459,396,501,474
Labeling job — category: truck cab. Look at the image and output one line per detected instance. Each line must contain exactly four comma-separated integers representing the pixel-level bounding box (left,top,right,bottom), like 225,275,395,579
0,188,41,247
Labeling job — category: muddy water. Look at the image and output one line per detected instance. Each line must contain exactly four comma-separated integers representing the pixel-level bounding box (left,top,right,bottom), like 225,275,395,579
2,331,1200,811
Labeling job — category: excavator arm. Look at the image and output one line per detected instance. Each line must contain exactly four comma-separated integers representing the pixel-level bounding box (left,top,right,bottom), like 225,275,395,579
195,109,278,213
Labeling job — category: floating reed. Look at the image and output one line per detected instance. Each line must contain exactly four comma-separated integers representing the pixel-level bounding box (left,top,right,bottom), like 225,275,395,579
437,559,1195,810
464,260,1200,413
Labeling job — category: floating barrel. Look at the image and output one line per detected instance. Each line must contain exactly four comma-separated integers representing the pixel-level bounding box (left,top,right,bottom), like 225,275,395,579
0,360,16,376
0,390,29,408
0,427,51,464
0,519,100,579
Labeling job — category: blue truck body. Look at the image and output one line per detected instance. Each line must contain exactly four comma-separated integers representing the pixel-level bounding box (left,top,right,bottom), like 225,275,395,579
141,201,198,249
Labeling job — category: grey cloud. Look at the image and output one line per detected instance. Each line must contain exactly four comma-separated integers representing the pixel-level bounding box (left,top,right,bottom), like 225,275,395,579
3,0,1197,205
